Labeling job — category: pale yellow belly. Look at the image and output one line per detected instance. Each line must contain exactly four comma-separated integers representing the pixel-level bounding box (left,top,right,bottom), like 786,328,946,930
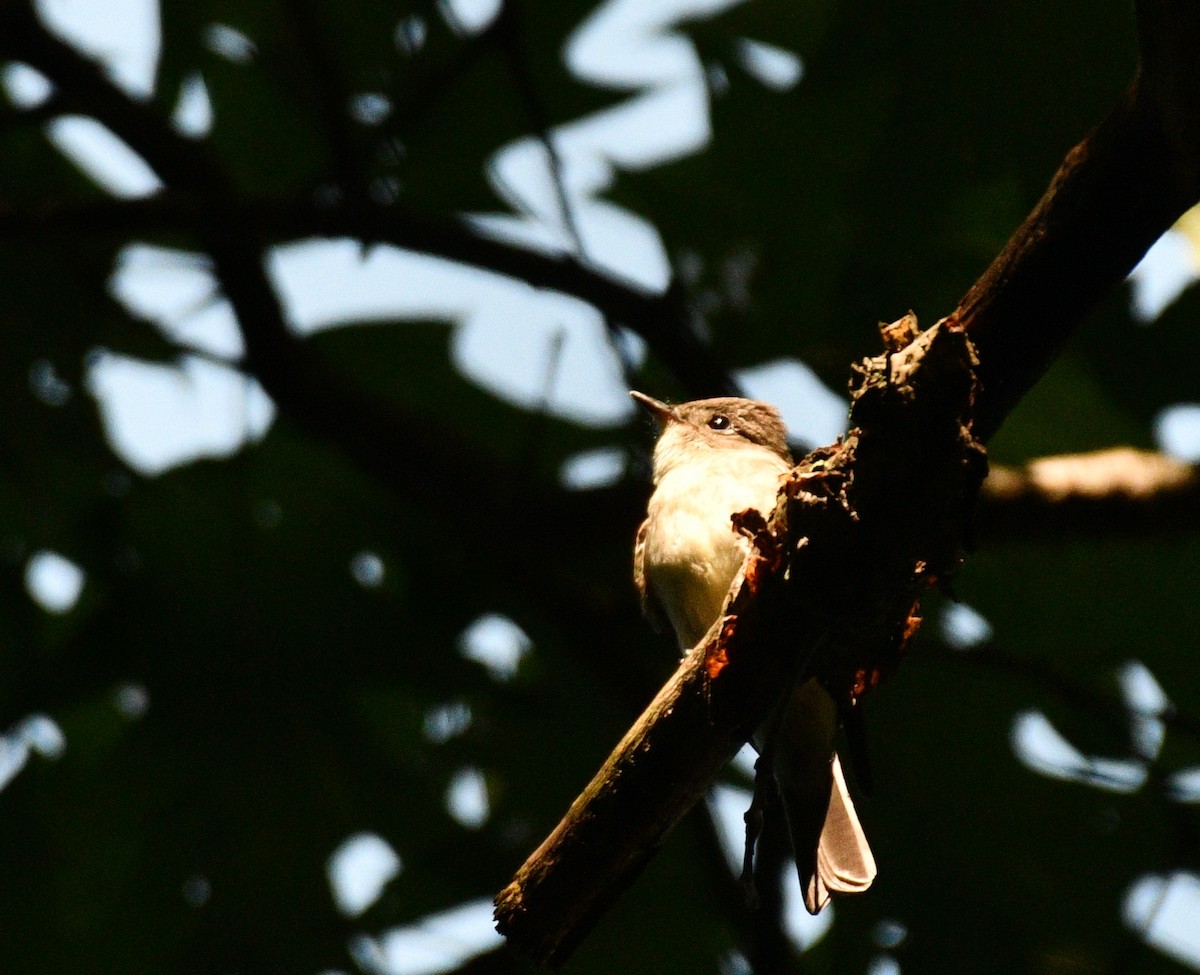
644,451,787,650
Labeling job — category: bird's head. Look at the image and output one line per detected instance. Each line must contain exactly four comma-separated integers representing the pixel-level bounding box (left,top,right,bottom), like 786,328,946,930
630,391,793,479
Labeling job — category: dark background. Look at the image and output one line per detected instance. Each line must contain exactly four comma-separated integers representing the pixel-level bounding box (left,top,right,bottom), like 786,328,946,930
2,0,1199,972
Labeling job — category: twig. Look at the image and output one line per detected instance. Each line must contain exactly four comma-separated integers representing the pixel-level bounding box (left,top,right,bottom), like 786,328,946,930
494,0,645,389
282,0,367,200
920,640,1200,744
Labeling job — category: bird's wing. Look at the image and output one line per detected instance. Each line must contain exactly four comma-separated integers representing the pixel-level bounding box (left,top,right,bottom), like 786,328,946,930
633,517,669,634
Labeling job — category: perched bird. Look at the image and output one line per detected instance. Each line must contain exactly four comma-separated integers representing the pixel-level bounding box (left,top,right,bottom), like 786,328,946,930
631,391,875,914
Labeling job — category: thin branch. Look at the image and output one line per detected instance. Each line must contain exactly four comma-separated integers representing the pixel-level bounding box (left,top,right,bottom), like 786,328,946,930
0,194,736,398
493,1,584,256
282,0,367,201
493,0,643,388
978,448,1200,538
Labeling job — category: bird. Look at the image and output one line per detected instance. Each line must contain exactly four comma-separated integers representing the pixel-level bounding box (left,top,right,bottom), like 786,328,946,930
630,390,876,914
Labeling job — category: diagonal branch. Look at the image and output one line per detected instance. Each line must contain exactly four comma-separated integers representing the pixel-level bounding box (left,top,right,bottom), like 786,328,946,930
954,0,1200,439
492,0,1200,963
495,318,987,964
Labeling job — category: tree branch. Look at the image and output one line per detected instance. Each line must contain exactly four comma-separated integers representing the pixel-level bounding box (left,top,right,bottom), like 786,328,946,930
0,0,735,400
953,0,1200,440
918,639,1200,746
978,448,1200,539
8,0,1200,963
495,318,987,964
0,194,736,399
494,0,1200,963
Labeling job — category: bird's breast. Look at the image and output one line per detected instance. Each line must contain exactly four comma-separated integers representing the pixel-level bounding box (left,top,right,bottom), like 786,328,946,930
643,450,788,650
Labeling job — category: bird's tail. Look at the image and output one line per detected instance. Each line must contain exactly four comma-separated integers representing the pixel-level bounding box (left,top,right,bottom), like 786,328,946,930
772,680,877,914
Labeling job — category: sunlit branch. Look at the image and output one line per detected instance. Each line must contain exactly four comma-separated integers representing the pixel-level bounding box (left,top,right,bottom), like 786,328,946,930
978,448,1200,538
495,319,986,965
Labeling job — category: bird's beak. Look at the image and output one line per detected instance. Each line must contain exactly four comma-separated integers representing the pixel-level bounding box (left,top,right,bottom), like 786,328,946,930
630,390,677,427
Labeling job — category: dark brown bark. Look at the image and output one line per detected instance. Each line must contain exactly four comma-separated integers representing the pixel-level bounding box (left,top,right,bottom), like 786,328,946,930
4,0,1200,964
493,0,1200,963
495,319,987,964
956,0,1200,440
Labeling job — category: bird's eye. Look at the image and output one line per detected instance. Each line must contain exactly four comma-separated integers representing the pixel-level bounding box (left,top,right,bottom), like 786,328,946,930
708,414,730,430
